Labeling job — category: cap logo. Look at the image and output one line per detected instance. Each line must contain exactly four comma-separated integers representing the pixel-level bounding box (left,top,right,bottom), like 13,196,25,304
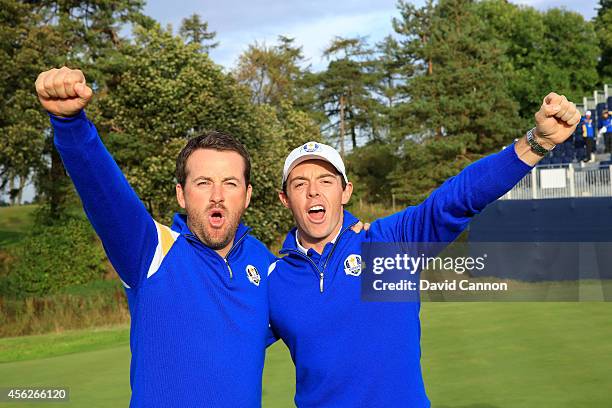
303,142,320,153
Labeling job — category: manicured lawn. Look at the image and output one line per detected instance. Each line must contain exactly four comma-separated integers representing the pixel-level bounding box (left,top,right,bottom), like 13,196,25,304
0,326,129,363
1,303,611,407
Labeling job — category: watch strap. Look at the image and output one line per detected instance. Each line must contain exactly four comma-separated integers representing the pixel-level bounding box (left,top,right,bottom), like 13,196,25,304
527,128,554,157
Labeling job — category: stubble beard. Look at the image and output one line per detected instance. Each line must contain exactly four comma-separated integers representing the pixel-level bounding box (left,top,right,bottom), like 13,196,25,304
187,204,244,251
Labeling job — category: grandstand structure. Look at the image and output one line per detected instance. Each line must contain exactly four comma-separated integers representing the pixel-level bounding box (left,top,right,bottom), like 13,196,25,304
502,85,612,200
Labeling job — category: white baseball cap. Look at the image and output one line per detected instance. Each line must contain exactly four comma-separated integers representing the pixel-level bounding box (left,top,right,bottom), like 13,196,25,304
282,141,348,186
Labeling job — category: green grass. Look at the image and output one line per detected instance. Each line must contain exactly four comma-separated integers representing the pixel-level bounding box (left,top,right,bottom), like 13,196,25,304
0,303,611,407
0,205,37,247
421,303,612,408
0,336,294,407
0,326,129,363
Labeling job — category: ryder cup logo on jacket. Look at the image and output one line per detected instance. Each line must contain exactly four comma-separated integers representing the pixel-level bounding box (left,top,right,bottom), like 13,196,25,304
246,265,261,286
344,254,362,276
303,142,320,152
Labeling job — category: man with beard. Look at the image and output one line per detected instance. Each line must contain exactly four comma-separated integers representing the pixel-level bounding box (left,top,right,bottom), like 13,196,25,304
35,67,274,407
267,93,581,407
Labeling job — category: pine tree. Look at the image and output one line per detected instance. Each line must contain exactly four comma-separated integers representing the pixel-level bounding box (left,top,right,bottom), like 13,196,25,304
389,0,522,204
311,36,378,153
179,13,218,53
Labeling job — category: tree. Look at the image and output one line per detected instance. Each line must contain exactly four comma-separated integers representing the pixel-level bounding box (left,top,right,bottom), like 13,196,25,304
345,141,397,203
0,1,46,205
0,0,150,220
311,36,379,154
234,36,308,107
595,0,612,82
392,0,520,151
387,0,522,205
475,0,599,120
369,35,408,141
390,0,435,141
179,13,218,53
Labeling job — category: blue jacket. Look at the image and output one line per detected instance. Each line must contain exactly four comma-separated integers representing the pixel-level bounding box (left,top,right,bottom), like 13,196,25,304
51,111,274,407
268,143,533,407
583,118,594,138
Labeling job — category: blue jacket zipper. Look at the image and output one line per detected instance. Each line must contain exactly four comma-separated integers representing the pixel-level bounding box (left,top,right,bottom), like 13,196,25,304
185,229,250,279
280,221,358,293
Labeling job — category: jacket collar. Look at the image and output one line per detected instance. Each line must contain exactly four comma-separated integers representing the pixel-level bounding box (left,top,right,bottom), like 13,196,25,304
281,209,359,253
171,213,250,247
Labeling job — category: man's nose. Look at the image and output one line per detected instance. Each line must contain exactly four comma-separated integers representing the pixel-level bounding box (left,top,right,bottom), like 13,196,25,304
307,182,320,197
210,184,224,203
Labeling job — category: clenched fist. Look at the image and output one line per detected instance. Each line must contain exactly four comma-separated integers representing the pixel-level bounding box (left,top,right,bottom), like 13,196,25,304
35,66,93,117
534,92,581,149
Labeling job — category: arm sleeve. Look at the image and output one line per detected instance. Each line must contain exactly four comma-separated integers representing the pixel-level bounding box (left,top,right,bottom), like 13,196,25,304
370,142,533,243
266,254,281,347
266,326,280,347
50,110,158,289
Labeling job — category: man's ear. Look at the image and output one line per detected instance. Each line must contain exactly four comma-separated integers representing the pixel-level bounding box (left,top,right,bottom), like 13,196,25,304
245,184,253,209
341,182,353,205
278,190,290,209
176,183,186,209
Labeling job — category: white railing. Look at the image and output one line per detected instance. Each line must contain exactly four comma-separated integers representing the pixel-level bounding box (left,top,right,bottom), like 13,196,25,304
502,164,612,200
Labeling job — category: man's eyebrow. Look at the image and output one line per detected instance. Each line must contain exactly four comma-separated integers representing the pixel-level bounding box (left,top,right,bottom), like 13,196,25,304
193,176,213,182
289,173,337,184
222,176,240,182
289,176,309,183
192,176,241,182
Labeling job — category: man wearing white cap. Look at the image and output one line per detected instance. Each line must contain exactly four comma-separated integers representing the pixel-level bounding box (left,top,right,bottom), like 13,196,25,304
583,110,595,162
267,92,581,407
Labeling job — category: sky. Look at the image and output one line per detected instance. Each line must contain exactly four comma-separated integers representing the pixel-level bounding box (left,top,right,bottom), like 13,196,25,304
143,0,600,71
3,0,601,203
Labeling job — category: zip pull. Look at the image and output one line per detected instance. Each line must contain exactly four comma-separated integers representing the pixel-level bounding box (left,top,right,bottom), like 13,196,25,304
224,258,233,279
319,272,324,293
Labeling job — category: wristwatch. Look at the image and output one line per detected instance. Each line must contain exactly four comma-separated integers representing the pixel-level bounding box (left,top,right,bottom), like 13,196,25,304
526,127,554,157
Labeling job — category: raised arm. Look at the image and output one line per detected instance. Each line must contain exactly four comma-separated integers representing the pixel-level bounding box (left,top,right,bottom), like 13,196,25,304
36,67,159,289
371,92,581,243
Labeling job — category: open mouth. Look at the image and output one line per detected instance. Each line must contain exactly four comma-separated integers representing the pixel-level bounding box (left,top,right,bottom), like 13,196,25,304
208,209,225,228
307,205,326,223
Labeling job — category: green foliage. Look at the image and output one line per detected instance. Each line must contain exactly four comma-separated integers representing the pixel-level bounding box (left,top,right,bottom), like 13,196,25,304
595,0,612,82
179,13,218,52
345,141,397,203
475,0,599,120
310,36,380,150
0,218,107,298
394,0,521,151
0,0,150,219
390,137,477,205
234,36,308,107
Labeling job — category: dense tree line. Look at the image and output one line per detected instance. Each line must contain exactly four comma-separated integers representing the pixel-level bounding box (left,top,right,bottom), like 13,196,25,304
0,0,610,243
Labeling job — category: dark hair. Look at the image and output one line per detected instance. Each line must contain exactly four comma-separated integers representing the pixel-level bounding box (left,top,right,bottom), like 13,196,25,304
176,131,251,187
282,170,347,195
